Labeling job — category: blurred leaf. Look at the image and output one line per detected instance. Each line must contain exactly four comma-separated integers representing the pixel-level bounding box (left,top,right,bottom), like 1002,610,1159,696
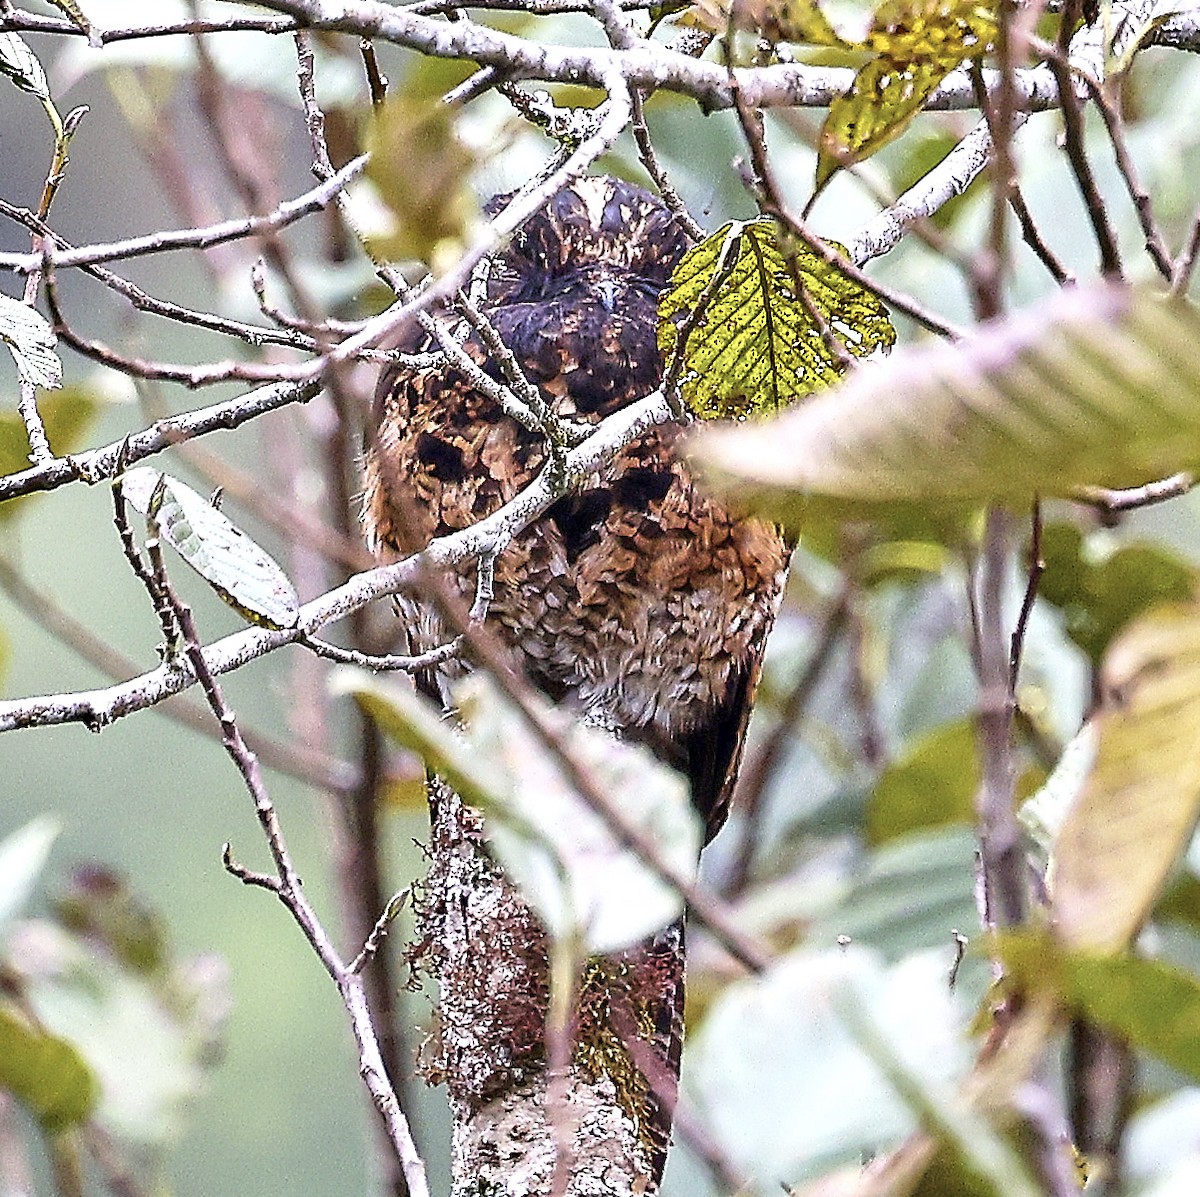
54,867,167,975
0,295,62,390
1001,932,1200,1084
364,95,479,270
0,387,99,521
688,945,972,1187
120,468,299,630
1018,724,1097,856
812,827,978,960
732,0,854,45
0,817,59,942
690,286,1200,535
867,719,978,844
0,1002,99,1133
342,670,701,953
8,914,229,1147
0,31,50,100
1124,1089,1200,1191
1051,603,1200,952
835,974,1042,1197
1037,522,1195,665
337,670,508,812
658,219,894,419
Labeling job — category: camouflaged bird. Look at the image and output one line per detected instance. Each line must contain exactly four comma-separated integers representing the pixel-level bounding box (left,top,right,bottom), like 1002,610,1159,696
362,175,790,1191
364,175,789,838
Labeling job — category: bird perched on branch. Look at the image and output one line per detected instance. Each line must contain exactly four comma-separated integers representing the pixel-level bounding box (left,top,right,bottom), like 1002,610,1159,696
364,174,789,840
362,174,789,1192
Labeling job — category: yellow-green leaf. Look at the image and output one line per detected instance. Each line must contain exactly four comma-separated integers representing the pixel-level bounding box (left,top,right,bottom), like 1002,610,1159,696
818,55,955,187
817,0,998,184
1050,602,1200,952
731,0,854,46
689,285,1200,534
657,219,894,419
866,0,997,59
0,1003,99,1133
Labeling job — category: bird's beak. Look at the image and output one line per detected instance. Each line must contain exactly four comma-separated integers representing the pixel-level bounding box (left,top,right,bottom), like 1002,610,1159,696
597,279,619,313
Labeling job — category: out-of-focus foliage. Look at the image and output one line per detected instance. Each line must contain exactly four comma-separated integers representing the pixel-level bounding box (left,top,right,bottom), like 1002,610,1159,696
1036,521,1195,665
343,670,701,953
0,823,228,1161
691,286,1200,532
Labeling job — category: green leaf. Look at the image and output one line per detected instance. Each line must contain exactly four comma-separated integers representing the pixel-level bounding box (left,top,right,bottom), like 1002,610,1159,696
119,468,299,630
657,219,894,419
0,31,51,101
687,945,972,1186
1000,933,1200,1085
1051,603,1200,952
1036,522,1195,666
0,817,60,942
867,719,978,845
0,387,100,520
0,1003,99,1133
342,670,701,953
0,295,63,390
689,285,1200,534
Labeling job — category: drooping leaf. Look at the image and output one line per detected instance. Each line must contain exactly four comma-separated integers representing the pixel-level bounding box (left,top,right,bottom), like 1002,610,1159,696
687,946,972,1187
1000,932,1200,1085
0,817,59,942
1051,603,1200,952
0,294,63,390
817,0,998,185
342,669,701,953
0,31,51,101
1018,724,1097,856
364,94,479,270
657,219,894,419
689,285,1200,533
0,387,99,520
819,56,952,186
120,468,299,630
1036,521,1195,666
0,1003,99,1133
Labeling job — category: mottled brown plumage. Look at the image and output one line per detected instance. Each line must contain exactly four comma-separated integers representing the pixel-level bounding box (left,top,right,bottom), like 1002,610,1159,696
364,175,789,840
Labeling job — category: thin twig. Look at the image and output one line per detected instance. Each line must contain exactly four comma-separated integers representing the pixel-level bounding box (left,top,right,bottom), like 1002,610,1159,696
1009,500,1044,691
